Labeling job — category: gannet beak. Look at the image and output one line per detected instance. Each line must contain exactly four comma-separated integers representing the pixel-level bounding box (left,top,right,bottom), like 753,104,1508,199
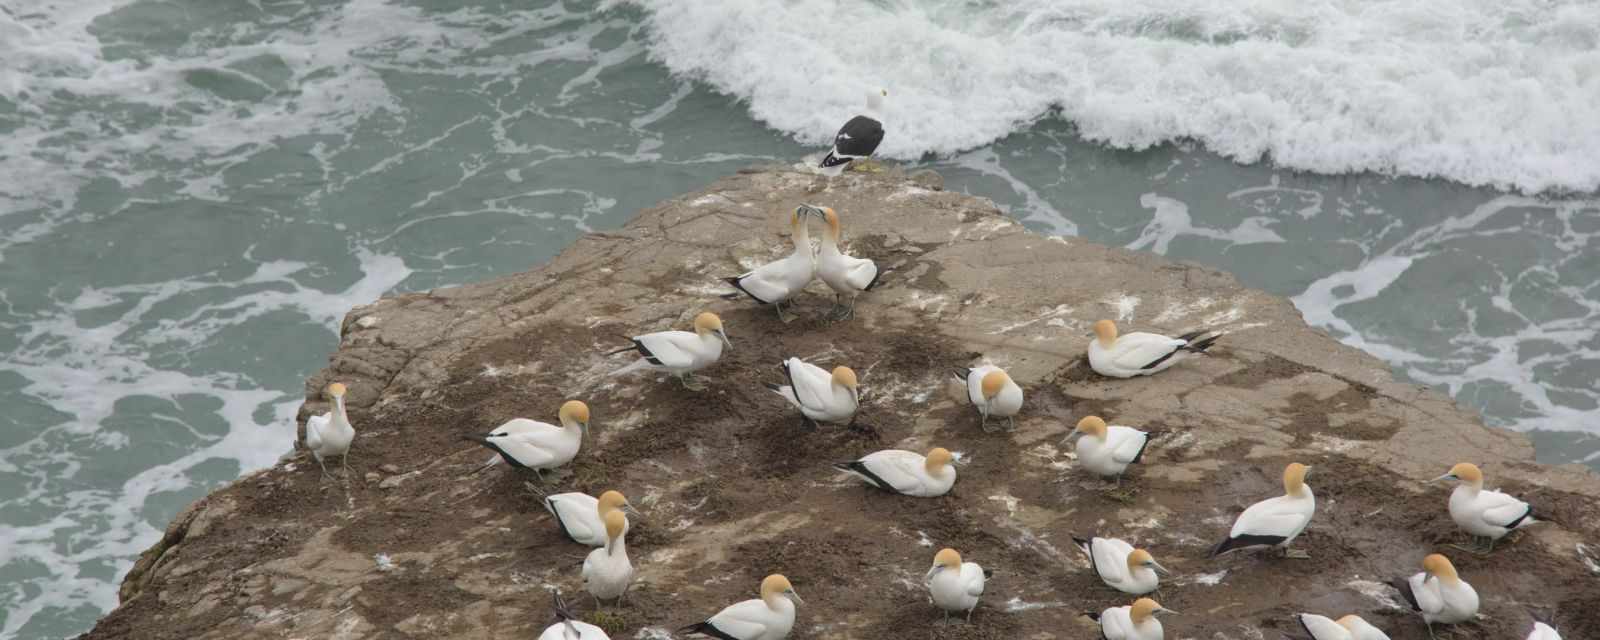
924,565,943,582
1428,473,1455,483
1151,561,1172,576
717,329,731,348
785,588,804,606
623,504,644,521
798,204,823,219
1061,431,1084,446
952,452,972,466
579,422,590,438
1159,607,1180,616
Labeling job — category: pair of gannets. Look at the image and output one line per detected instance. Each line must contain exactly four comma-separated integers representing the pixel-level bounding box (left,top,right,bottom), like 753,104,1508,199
835,447,963,497
680,574,802,640
1088,320,1221,378
1073,535,1169,595
1066,416,1151,486
1087,597,1178,640
609,312,730,390
1212,462,1316,559
463,400,590,480
725,205,880,322
767,357,859,427
581,510,634,605
544,489,641,547
954,365,1022,431
926,548,989,622
539,591,610,640
1393,554,1478,637
1295,613,1390,640
304,382,355,477
1431,462,1539,553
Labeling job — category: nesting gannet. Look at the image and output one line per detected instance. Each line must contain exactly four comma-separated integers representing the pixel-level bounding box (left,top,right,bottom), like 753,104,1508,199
834,447,962,497
953,365,1023,432
926,548,989,622
1430,462,1539,553
543,489,641,547
1527,621,1562,640
539,590,610,640
1087,320,1221,378
818,89,886,176
582,510,635,606
802,204,880,320
680,574,802,640
723,207,818,323
766,357,859,427
1065,416,1150,486
1072,535,1168,595
609,312,731,390
1211,462,1316,559
1393,554,1479,637
1295,613,1392,640
304,382,355,477
1087,597,1177,640
462,400,589,480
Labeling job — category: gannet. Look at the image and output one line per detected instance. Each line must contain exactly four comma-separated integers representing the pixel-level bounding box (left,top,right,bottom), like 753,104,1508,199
543,489,641,547
1065,416,1150,486
724,207,818,323
834,447,962,497
1211,462,1316,559
953,365,1023,432
818,89,886,176
1072,535,1168,595
766,357,858,427
304,382,355,478
462,400,589,480
609,312,730,390
1430,462,1539,553
803,204,880,320
582,510,634,606
926,548,989,622
1295,613,1392,640
539,590,610,640
680,574,802,640
1087,597,1177,640
1393,554,1479,637
1527,621,1562,640
1087,320,1221,378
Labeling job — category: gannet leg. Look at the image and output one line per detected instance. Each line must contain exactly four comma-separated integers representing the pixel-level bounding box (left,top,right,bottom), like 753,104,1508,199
679,373,708,391
966,606,975,623
1283,547,1311,560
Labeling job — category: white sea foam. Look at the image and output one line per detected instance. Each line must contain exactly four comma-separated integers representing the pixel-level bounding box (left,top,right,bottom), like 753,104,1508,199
614,0,1600,193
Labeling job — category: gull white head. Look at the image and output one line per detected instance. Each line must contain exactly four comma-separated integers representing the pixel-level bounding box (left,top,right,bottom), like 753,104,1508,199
1092,319,1119,347
1126,549,1171,576
559,400,591,436
979,370,1011,400
602,509,627,553
1130,597,1179,623
1422,553,1460,583
597,489,642,520
866,88,886,116
1430,462,1484,490
760,574,803,607
1283,462,1311,498
693,312,732,348
926,548,962,581
1065,415,1108,444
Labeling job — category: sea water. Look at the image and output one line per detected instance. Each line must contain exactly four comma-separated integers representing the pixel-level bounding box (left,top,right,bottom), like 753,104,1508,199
1,0,1596,637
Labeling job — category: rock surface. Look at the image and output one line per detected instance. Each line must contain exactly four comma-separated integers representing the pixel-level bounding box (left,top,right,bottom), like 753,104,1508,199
82,168,1599,640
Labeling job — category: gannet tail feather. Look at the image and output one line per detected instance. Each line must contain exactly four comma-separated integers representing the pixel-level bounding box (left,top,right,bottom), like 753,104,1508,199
722,276,769,304
1184,332,1224,353
952,368,972,382
864,266,888,291
1210,534,1285,557
679,621,742,640
835,460,894,492
1392,577,1422,611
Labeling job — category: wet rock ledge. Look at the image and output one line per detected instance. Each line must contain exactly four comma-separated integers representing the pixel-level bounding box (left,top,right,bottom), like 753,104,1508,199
83,168,1598,639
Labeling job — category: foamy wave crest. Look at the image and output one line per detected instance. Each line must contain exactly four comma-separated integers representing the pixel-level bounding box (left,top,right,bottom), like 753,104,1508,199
613,0,1600,193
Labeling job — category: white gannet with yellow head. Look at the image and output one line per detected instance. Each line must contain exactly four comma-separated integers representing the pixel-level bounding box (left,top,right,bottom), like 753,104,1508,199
1211,462,1316,559
953,365,1022,432
723,207,818,323
304,382,355,477
538,590,610,640
1430,462,1539,553
1394,553,1479,636
926,547,989,623
680,574,802,640
834,446,963,497
609,311,731,390
1087,319,1221,378
766,357,858,427
463,400,589,481
801,204,880,320
1066,416,1151,486
1294,613,1392,640
542,489,641,547
1089,597,1177,640
582,509,635,606
1072,535,1169,595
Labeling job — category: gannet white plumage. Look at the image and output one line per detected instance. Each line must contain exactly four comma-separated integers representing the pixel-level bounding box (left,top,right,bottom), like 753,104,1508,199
1393,554,1479,636
1211,462,1316,559
1087,320,1221,378
543,489,640,547
954,365,1023,432
609,312,731,390
767,357,858,427
803,204,880,320
304,382,355,477
1088,597,1177,640
834,447,962,497
463,400,589,480
1527,621,1562,640
818,89,886,176
1072,535,1168,595
1430,462,1539,553
724,208,818,323
539,590,610,640
926,548,989,622
582,510,635,606
680,574,802,640
1295,613,1392,640
1066,416,1150,485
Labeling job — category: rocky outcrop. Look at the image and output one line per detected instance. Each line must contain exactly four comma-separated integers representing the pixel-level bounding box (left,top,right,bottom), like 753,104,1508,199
82,168,1598,640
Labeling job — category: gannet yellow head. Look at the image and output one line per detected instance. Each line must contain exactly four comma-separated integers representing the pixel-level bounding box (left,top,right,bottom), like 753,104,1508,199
694,311,731,348
1092,319,1119,347
559,400,590,433
831,366,858,390
1126,549,1170,576
926,548,962,582
1129,597,1177,623
326,382,347,398
1422,553,1459,583
1335,615,1364,631
924,447,955,474
1283,462,1311,497
979,370,1010,400
1431,462,1484,488
760,574,802,607
603,509,627,541
1074,416,1108,440
597,489,636,519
